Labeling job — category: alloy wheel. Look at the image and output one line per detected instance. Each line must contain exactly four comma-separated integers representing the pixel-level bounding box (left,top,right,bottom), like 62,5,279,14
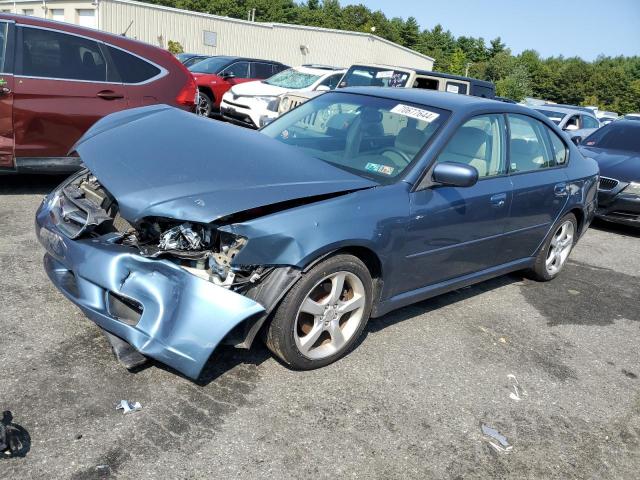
545,220,574,276
196,94,211,117
294,271,366,360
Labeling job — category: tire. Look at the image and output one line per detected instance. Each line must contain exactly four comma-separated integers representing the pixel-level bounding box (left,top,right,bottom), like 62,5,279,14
265,254,373,370
196,91,213,117
525,213,577,281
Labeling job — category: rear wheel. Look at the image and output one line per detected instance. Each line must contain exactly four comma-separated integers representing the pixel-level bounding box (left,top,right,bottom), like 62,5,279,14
525,213,577,281
265,254,373,370
196,91,213,117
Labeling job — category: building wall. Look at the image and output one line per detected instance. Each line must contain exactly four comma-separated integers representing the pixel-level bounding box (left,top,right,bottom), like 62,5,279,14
0,0,97,27
0,0,434,70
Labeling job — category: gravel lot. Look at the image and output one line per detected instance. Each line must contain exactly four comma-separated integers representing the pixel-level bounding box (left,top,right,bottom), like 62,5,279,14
1,175,639,479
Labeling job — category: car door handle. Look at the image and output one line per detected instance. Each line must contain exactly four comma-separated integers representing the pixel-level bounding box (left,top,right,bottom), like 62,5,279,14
490,193,507,208
554,183,568,197
96,90,124,100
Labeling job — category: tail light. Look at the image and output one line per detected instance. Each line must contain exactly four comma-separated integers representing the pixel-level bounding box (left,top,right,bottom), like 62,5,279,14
176,75,198,107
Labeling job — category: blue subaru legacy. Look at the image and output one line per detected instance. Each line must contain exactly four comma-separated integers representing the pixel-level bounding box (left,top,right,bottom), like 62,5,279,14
36,88,599,379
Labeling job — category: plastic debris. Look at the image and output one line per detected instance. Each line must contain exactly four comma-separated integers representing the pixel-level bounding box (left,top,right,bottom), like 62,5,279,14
507,374,527,402
481,424,513,453
116,400,142,414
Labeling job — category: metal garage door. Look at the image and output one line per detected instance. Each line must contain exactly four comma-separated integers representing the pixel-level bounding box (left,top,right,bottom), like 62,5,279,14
76,9,96,29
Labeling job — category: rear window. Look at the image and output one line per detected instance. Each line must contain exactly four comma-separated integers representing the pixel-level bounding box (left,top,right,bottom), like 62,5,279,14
20,26,106,81
107,46,161,83
582,123,640,153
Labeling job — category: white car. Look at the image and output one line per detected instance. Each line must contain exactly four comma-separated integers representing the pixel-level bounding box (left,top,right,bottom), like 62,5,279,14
220,65,346,128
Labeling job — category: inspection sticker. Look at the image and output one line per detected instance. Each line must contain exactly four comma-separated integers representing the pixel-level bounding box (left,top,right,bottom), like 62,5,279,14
391,104,440,123
365,163,395,175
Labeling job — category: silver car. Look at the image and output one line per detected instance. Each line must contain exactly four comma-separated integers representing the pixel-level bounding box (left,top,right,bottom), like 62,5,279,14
531,105,601,144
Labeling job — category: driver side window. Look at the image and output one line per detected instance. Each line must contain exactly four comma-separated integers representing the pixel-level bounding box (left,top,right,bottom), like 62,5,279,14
435,115,506,178
221,61,249,78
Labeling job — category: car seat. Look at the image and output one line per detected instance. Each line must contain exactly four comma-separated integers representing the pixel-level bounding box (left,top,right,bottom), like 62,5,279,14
438,126,489,176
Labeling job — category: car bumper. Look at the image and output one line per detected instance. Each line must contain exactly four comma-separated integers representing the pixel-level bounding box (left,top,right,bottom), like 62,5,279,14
35,196,265,379
596,192,640,226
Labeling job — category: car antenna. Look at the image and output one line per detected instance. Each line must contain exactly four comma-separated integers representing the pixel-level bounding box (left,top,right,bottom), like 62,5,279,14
121,20,134,37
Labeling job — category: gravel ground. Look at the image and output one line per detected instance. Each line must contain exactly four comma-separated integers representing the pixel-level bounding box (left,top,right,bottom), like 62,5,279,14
1,175,638,479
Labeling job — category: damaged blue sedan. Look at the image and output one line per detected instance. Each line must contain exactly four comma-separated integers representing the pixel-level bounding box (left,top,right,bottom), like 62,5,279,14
36,88,598,379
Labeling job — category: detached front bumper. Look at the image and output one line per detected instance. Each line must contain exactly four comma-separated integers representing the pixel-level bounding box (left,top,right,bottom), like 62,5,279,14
35,197,265,379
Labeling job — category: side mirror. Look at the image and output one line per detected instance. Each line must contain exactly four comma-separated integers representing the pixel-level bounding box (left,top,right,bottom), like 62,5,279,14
221,71,235,80
571,136,582,146
564,124,579,132
432,162,479,188
315,85,330,92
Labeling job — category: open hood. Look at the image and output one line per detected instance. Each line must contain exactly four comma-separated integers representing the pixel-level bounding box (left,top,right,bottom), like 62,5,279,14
72,105,375,224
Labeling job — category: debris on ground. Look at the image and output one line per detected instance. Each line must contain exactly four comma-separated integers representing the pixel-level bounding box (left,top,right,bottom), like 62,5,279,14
481,424,513,453
507,374,527,402
116,400,142,414
1,411,30,458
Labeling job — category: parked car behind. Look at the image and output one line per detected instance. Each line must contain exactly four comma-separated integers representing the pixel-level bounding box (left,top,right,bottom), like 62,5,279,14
0,14,198,174
36,89,597,379
579,120,640,227
189,55,288,117
175,52,210,68
277,63,496,117
338,64,496,98
531,105,601,144
220,65,345,128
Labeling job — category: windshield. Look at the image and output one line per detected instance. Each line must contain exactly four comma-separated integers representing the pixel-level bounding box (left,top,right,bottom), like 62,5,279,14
189,57,232,74
264,69,321,89
260,92,449,183
339,66,411,88
583,123,640,153
535,109,566,125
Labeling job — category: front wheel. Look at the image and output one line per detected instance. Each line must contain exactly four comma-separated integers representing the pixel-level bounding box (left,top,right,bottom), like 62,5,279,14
525,213,577,281
265,254,373,370
196,91,213,117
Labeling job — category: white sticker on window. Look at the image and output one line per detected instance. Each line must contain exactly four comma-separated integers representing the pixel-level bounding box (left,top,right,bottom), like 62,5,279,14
390,104,440,123
376,70,394,79
446,84,460,93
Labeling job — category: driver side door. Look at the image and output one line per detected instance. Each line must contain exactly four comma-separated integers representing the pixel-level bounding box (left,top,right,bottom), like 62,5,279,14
398,114,513,295
0,20,14,169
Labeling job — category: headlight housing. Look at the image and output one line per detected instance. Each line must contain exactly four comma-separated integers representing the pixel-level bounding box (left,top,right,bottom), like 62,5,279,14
623,182,640,196
255,96,280,112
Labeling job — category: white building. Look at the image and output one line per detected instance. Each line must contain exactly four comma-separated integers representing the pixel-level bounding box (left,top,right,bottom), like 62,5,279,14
0,0,435,70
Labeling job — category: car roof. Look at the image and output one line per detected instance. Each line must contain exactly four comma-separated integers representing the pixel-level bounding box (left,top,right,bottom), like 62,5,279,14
337,87,527,113
217,55,286,65
292,65,346,76
532,105,593,116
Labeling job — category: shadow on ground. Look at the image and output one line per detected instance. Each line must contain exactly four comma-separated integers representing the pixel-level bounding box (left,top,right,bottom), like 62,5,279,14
0,175,70,195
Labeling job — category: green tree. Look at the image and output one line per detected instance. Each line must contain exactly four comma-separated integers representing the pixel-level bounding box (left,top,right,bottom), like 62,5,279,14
496,63,532,101
448,48,468,76
167,40,184,54
400,16,420,48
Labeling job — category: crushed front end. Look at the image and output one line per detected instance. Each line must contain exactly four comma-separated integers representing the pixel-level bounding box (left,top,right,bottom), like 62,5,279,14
35,170,299,379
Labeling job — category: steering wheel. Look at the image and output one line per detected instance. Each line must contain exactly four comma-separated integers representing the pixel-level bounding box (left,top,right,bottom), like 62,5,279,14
379,147,412,166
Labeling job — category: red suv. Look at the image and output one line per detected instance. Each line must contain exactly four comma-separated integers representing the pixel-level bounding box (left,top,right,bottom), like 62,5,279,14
0,14,197,173
189,56,288,117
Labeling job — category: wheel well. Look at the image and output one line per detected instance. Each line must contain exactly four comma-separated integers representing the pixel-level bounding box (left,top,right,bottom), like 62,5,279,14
569,208,585,235
322,246,384,306
198,86,214,102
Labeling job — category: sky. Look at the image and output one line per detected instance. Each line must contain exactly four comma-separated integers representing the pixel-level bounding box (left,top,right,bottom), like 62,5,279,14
343,0,640,61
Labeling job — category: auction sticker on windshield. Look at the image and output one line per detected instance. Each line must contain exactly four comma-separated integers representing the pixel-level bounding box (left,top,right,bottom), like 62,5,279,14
391,104,440,123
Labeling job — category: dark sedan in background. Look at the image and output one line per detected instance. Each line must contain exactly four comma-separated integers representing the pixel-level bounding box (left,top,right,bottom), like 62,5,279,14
35,89,598,379
580,120,640,227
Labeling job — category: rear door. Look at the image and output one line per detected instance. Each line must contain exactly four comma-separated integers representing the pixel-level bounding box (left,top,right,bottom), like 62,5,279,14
250,61,275,80
13,25,127,159
499,114,570,263
0,19,15,169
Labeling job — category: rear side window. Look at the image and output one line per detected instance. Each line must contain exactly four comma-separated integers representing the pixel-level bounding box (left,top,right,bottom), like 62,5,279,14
106,46,160,84
507,114,556,172
272,64,287,74
547,129,568,165
20,26,106,81
251,62,273,79
0,22,7,72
